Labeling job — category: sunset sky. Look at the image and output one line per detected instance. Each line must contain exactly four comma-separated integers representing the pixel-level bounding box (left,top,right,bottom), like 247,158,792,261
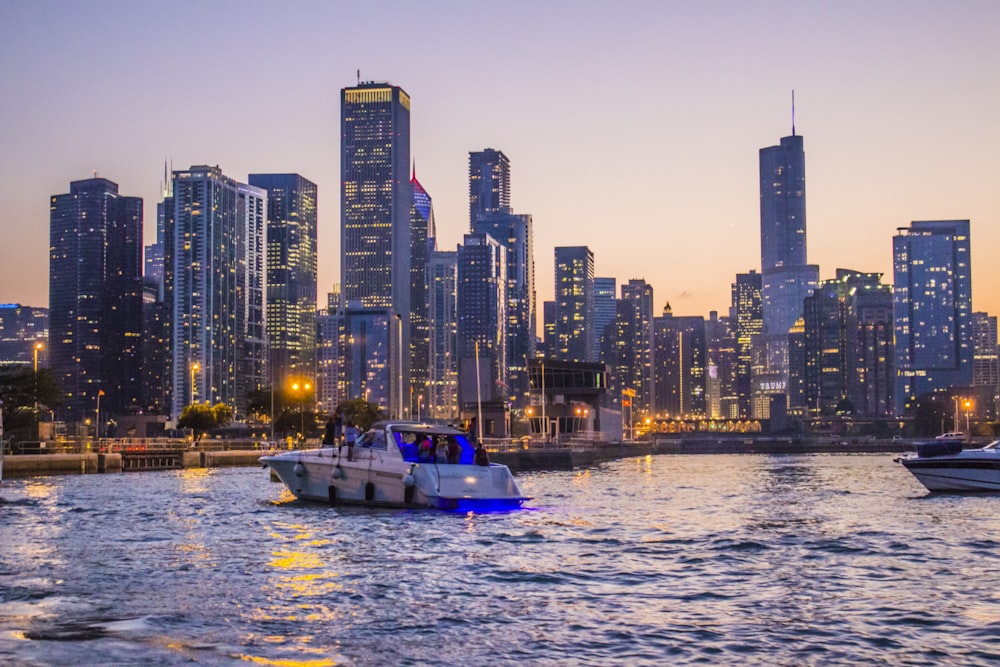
2,1,998,322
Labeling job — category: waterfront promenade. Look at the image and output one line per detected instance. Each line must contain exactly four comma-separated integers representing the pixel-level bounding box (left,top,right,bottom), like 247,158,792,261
1,434,915,479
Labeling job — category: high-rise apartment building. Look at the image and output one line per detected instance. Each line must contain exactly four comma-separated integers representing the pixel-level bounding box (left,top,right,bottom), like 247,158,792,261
248,173,318,391
316,286,343,416
341,82,411,416
802,270,893,417
705,311,737,419
893,220,973,416
554,246,595,363
594,277,617,363
456,233,507,410
0,304,48,368
616,279,655,415
972,312,999,390
50,177,143,420
473,211,535,408
653,305,706,418
732,271,763,419
168,166,267,418
468,149,510,229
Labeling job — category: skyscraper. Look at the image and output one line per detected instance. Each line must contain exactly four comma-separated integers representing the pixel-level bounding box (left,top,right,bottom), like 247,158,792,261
758,127,819,408
468,148,510,229
893,220,973,416
654,304,706,418
341,82,411,415
732,271,763,419
427,250,458,420
554,246,595,363
594,277,617,363
50,177,143,420
247,173,318,390
972,312,999,390
168,165,267,418
616,279,655,415
456,233,507,410
473,210,536,408
409,168,436,407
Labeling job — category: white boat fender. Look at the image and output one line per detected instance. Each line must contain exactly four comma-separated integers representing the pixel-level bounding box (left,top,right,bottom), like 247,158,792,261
403,473,415,488
293,462,305,477
332,465,343,479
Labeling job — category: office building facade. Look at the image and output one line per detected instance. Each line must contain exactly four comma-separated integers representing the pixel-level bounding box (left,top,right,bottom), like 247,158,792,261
893,220,973,416
168,166,267,418
468,148,511,229
248,173,318,391
50,177,143,420
456,233,507,409
341,82,411,418
554,246,595,363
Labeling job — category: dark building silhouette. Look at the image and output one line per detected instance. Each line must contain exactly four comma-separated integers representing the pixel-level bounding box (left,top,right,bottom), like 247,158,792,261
654,304,706,418
49,177,143,421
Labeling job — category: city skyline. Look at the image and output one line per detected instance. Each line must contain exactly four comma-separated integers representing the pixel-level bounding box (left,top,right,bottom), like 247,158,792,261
2,2,999,323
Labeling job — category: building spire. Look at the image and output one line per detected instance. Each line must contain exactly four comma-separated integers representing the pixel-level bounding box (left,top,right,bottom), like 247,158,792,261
791,89,796,136
412,158,416,182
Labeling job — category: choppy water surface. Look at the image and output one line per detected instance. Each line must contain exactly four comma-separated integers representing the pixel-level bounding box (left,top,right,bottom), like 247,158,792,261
2,454,1000,665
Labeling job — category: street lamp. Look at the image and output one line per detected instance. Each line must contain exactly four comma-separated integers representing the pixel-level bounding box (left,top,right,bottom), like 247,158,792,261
291,381,312,440
964,399,974,439
395,313,403,420
33,342,43,413
190,362,200,405
951,396,962,435
417,394,423,422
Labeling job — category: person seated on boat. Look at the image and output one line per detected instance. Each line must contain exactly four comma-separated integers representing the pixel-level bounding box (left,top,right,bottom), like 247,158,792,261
446,438,461,464
475,443,490,467
435,439,449,463
417,436,434,462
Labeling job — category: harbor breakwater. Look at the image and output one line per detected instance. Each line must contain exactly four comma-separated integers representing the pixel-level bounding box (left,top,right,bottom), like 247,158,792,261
2,437,912,479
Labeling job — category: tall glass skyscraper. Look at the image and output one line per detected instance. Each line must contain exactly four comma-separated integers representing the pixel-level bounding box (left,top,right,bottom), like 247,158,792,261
468,148,510,229
554,246,595,363
759,133,819,337
248,173,318,391
341,82,411,414
893,220,973,416
732,270,762,419
409,169,436,409
456,233,507,409
427,250,458,420
168,166,267,418
473,210,535,408
593,277,617,363
50,177,143,421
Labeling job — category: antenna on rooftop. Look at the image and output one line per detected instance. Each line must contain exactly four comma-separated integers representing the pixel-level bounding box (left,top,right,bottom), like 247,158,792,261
791,89,796,136
357,69,360,85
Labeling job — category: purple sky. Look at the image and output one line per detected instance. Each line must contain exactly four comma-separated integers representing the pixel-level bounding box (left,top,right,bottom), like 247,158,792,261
2,1,998,321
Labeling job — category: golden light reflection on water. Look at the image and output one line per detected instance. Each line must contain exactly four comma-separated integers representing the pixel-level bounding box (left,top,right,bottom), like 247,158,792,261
238,654,338,667
177,467,214,494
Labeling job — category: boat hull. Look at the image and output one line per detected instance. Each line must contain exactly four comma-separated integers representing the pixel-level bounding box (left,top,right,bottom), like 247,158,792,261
901,456,1000,492
261,448,527,510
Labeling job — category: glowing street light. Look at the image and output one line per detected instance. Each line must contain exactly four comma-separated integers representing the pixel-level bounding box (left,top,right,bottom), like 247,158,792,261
33,342,43,413
190,362,200,405
291,380,312,440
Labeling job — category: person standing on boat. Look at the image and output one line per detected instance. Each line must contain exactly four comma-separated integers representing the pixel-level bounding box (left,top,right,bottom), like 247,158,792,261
333,409,343,445
435,438,448,463
344,421,358,461
322,416,336,446
446,438,461,464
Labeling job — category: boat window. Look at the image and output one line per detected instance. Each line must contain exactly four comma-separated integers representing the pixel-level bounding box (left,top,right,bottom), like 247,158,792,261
358,429,387,450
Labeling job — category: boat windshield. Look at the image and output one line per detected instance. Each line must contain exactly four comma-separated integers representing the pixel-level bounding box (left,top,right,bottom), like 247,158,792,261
983,440,1000,451
356,429,388,450
394,430,474,464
